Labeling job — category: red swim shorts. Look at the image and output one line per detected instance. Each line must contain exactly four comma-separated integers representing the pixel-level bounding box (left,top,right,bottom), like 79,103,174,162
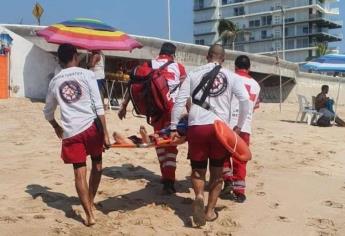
187,124,229,162
61,123,103,164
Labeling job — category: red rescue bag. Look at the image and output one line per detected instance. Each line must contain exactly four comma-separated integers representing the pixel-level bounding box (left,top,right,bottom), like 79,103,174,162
129,61,174,125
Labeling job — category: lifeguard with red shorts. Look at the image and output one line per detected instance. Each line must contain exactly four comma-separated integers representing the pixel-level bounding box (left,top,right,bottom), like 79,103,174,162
43,44,111,226
170,44,250,226
221,55,261,203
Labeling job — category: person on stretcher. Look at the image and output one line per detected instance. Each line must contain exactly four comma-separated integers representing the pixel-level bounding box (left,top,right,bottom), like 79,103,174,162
112,115,188,147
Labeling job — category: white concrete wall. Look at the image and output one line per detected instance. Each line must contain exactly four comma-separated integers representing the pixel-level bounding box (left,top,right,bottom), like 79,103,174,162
3,24,345,106
0,26,57,100
295,73,345,106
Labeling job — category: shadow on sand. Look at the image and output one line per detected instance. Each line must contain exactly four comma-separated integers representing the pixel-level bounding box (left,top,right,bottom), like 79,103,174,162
100,164,194,227
25,165,195,227
25,184,84,224
280,119,308,124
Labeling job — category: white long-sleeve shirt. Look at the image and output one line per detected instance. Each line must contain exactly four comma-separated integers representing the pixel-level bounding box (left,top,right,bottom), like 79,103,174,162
171,62,249,129
43,67,104,139
230,71,261,134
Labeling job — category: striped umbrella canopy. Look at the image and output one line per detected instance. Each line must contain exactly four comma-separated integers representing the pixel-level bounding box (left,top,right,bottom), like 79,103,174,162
303,54,345,72
37,18,142,51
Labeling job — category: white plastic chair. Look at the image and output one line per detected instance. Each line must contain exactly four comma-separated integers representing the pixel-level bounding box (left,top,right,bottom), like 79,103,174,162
296,94,322,125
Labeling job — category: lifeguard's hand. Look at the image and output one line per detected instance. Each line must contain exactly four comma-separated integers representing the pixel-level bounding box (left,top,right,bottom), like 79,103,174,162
54,126,63,139
104,132,111,149
170,131,181,145
118,105,127,120
233,126,241,135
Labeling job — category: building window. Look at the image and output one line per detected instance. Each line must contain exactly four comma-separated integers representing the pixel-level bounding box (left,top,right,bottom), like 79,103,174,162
194,0,204,9
285,17,295,23
303,26,309,34
262,15,272,26
234,7,245,16
255,19,260,27
275,41,281,50
261,30,267,39
222,0,227,5
195,39,205,45
297,38,309,48
286,39,294,49
249,20,254,27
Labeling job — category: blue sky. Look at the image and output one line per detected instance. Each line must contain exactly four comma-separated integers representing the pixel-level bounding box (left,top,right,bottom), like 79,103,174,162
0,0,344,52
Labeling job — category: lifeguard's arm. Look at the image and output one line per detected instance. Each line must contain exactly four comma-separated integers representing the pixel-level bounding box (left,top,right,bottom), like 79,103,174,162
178,63,187,81
171,74,191,130
88,74,111,147
232,78,250,129
88,53,101,68
118,92,130,120
43,83,63,139
253,85,261,111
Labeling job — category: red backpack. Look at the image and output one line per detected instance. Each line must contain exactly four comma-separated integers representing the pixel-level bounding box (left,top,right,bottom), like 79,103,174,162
129,61,175,125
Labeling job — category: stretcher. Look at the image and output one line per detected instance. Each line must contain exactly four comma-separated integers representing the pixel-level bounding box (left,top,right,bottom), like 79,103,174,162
110,139,180,148
110,120,252,162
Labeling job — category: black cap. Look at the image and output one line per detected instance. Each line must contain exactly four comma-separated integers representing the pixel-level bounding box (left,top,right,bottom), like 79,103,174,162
57,43,77,64
159,42,176,56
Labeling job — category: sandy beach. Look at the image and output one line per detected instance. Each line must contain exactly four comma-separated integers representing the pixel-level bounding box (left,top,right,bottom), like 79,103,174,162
0,98,345,236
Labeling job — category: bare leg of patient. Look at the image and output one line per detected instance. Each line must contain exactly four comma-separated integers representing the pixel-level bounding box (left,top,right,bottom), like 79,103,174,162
113,132,134,144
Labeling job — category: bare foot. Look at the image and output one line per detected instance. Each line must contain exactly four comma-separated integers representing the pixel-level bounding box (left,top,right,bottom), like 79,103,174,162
192,196,206,226
84,215,96,227
205,210,219,222
139,126,150,144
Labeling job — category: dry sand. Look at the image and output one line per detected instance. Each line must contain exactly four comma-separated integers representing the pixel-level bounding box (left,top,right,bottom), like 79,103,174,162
0,98,345,236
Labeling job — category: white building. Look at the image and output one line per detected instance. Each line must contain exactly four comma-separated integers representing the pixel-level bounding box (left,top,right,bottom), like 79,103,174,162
193,0,342,62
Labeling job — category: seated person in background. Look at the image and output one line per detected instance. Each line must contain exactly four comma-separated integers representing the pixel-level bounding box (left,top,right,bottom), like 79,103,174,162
113,115,188,146
315,85,345,127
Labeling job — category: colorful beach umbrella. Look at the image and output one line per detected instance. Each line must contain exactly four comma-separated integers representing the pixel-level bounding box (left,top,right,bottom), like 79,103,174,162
303,54,345,116
37,18,142,51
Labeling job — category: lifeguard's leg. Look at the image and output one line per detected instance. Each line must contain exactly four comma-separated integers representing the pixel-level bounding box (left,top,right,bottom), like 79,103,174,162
73,163,95,226
89,156,102,209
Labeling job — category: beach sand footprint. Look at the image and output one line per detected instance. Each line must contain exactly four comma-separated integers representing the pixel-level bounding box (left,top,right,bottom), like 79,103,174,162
269,202,280,209
217,217,240,229
256,192,266,197
0,216,20,223
33,214,46,220
322,200,343,209
256,182,264,189
307,218,336,235
314,171,330,176
276,216,290,223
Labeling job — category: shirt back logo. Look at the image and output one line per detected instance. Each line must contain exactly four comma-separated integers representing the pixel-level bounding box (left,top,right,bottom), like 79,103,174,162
59,81,82,104
205,72,228,97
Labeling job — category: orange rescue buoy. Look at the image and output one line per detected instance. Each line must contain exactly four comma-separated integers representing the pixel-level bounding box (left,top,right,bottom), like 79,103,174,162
214,120,252,162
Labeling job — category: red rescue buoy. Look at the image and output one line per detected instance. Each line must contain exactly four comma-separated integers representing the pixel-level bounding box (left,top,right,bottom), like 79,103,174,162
214,120,252,162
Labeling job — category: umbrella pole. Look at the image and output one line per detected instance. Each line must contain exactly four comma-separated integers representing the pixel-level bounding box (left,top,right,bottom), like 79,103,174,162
334,77,341,119
279,62,282,113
